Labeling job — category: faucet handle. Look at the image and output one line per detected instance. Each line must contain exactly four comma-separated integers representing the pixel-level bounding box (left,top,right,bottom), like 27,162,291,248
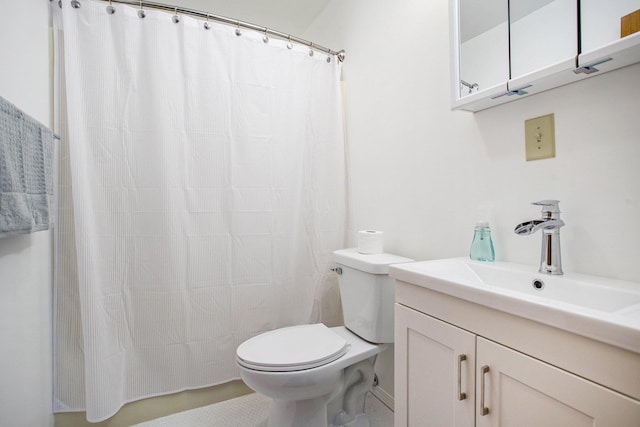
533,200,560,217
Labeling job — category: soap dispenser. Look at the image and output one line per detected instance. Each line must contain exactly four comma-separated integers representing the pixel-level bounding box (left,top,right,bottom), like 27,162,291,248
470,220,495,262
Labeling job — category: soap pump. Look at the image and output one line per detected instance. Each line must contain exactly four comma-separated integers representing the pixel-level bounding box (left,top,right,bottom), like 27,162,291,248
470,220,495,262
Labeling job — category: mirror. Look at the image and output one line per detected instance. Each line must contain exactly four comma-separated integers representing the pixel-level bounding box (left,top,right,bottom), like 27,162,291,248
458,0,509,98
509,0,578,79
580,0,640,53
452,0,640,111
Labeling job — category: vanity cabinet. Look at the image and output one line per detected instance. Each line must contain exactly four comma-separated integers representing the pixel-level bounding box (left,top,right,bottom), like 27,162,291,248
451,0,640,112
475,337,640,427
395,285,640,426
395,304,475,426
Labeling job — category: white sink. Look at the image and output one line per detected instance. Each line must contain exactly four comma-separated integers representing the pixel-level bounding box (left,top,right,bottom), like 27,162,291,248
389,258,640,354
464,260,640,312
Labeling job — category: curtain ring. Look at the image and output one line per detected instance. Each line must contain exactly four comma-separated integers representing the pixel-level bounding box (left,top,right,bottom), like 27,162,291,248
309,43,314,57
286,35,293,50
235,21,242,36
71,0,81,8
106,0,115,14
172,7,180,23
203,15,211,30
137,1,146,18
263,28,269,44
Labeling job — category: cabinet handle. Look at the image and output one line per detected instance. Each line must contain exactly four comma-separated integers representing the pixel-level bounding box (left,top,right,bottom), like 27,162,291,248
480,365,490,416
573,57,612,75
490,84,532,99
457,354,467,400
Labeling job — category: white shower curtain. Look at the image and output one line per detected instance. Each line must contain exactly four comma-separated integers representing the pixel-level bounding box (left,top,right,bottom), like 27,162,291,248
52,0,347,421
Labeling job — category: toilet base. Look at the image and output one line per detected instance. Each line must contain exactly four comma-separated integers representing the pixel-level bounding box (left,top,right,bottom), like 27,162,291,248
264,357,377,427
268,394,332,427
267,395,374,427
330,413,371,427
327,359,375,427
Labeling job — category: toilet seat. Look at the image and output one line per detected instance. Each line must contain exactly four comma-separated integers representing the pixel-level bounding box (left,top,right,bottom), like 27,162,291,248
236,324,348,372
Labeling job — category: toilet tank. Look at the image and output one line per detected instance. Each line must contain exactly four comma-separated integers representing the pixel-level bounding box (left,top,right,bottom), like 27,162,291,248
333,249,413,343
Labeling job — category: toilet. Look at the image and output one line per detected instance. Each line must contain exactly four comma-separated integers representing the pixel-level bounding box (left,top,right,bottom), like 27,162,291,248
236,248,413,427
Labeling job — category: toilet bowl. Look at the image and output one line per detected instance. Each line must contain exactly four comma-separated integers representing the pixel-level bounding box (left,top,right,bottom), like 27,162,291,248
236,249,413,427
238,325,384,427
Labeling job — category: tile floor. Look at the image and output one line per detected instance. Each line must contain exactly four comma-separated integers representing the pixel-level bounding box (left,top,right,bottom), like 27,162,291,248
132,391,394,427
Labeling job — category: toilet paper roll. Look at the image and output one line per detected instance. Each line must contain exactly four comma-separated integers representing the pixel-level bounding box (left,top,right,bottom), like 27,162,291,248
357,230,384,254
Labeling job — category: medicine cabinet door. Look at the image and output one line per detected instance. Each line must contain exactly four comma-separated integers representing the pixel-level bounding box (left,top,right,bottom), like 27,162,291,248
455,0,510,100
578,0,640,73
509,0,578,80
581,0,640,53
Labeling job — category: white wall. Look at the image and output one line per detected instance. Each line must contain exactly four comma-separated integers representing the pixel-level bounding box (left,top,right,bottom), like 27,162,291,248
305,0,640,403
0,1,54,426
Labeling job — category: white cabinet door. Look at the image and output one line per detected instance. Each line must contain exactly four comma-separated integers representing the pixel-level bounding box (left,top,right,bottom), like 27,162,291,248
395,304,476,427
476,337,640,427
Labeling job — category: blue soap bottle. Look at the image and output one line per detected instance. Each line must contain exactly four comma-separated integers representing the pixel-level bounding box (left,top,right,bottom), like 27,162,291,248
470,220,495,262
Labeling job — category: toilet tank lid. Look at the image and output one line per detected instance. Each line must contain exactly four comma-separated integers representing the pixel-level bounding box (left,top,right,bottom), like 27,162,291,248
333,248,414,274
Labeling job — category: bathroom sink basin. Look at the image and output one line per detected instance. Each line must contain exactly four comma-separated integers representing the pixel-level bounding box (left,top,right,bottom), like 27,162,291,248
389,258,640,353
461,260,640,312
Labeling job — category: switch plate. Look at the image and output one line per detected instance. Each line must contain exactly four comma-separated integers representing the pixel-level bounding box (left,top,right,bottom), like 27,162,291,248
525,113,555,161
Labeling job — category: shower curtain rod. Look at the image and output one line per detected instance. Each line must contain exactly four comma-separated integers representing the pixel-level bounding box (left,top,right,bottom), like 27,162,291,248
54,0,346,62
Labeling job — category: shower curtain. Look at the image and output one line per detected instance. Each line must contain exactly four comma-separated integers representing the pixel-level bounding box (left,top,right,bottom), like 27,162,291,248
52,0,347,421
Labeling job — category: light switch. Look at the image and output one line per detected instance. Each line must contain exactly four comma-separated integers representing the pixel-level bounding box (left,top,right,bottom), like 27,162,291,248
525,113,555,161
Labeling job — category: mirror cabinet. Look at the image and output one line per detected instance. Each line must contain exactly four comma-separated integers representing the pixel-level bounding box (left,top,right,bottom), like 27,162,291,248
451,0,640,112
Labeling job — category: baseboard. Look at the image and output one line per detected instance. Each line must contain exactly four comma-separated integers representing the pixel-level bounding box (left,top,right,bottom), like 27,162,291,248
53,380,252,427
370,386,394,412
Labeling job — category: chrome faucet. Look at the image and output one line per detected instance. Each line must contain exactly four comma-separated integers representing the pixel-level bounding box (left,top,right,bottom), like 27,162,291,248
514,200,565,275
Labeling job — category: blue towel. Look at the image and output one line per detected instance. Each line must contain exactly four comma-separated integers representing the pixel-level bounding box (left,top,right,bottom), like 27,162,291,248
0,96,55,238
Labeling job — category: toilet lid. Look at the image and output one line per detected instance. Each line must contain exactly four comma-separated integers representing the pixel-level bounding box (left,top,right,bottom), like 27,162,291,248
236,324,348,372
